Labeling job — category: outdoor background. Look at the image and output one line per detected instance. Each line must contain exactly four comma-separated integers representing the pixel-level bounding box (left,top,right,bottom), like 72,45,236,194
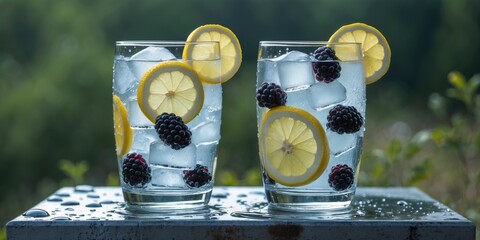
1,0,479,238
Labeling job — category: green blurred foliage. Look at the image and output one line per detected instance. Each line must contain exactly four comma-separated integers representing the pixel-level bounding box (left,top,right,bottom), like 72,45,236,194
361,71,480,239
58,159,89,186
0,0,479,238
360,130,432,186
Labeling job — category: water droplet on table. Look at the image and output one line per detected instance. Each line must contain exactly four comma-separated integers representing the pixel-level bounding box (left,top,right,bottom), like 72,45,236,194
61,201,80,206
23,209,50,218
212,192,229,198
87,193,100,198
51,216,71,221
47,197,63,202
75,185,94,193
86,203,102,208
54,192,70,197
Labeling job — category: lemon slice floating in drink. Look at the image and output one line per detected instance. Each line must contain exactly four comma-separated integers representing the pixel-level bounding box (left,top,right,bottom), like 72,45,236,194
113,95,133,157
184,24,242,84
137,61,204,124
259,106,330,187
329,23,391,84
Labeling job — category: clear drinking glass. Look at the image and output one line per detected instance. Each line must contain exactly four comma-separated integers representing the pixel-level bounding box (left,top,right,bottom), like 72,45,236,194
112,41,222,211
256,41,364,211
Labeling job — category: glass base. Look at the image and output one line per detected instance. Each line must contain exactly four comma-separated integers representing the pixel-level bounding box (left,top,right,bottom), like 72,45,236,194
265,188,355,212
122,188,212,212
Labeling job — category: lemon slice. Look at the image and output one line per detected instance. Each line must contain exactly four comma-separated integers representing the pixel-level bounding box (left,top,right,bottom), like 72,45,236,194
329,23,391,84
137,61,204,124
113,95,133,157
185,24,242,84
259,106,329,186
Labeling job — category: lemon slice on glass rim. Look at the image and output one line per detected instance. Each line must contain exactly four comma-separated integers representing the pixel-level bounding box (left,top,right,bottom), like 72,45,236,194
329,22,391,85
184,24,242,84
137,61,204,124
113,95,133,157
259,106,330,187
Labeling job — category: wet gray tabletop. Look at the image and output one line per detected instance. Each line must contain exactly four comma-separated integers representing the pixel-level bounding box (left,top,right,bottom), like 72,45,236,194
6,186,476,240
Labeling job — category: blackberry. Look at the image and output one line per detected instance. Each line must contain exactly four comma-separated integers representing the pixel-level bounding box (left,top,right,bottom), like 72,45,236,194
154,112,192,150
328,164,354,191
312,46,341,83
327,105,363,134
183,164,212,188
122,153,151,187
256,82,287,108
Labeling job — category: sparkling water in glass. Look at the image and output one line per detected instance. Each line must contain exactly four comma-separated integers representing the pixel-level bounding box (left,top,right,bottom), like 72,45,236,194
256,41,364,211
113,41,221,211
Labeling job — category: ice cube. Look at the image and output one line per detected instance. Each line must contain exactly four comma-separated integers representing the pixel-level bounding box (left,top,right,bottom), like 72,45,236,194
132,46,176,61
286,89,330,126
327,130,357,156
151,168,186,187
113,59,136,95
308,81,347,110
286,88,310,110
127,99,153,127
191,121,221,145
130,128,158,154
128,47,176,80
149,141,196,168
195,142,218,168
203,83,223,112
275,51,315,91
331,137,363,168
257,60,280,85
186,108,222,130
336,62,366,114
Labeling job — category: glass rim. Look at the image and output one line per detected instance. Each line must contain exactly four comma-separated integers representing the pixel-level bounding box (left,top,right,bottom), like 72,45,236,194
115,40,220,47
259,41,361,47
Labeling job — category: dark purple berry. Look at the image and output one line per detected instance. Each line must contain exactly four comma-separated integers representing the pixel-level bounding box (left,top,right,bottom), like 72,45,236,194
256,82,287,108
122,153,151,187
312,46,341,83
327,105,363,134
328,164,354,191
154,112,192,150
183,164,212,188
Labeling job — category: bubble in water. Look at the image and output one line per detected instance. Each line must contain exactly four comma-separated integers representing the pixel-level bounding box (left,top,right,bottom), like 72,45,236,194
23,209,50,218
